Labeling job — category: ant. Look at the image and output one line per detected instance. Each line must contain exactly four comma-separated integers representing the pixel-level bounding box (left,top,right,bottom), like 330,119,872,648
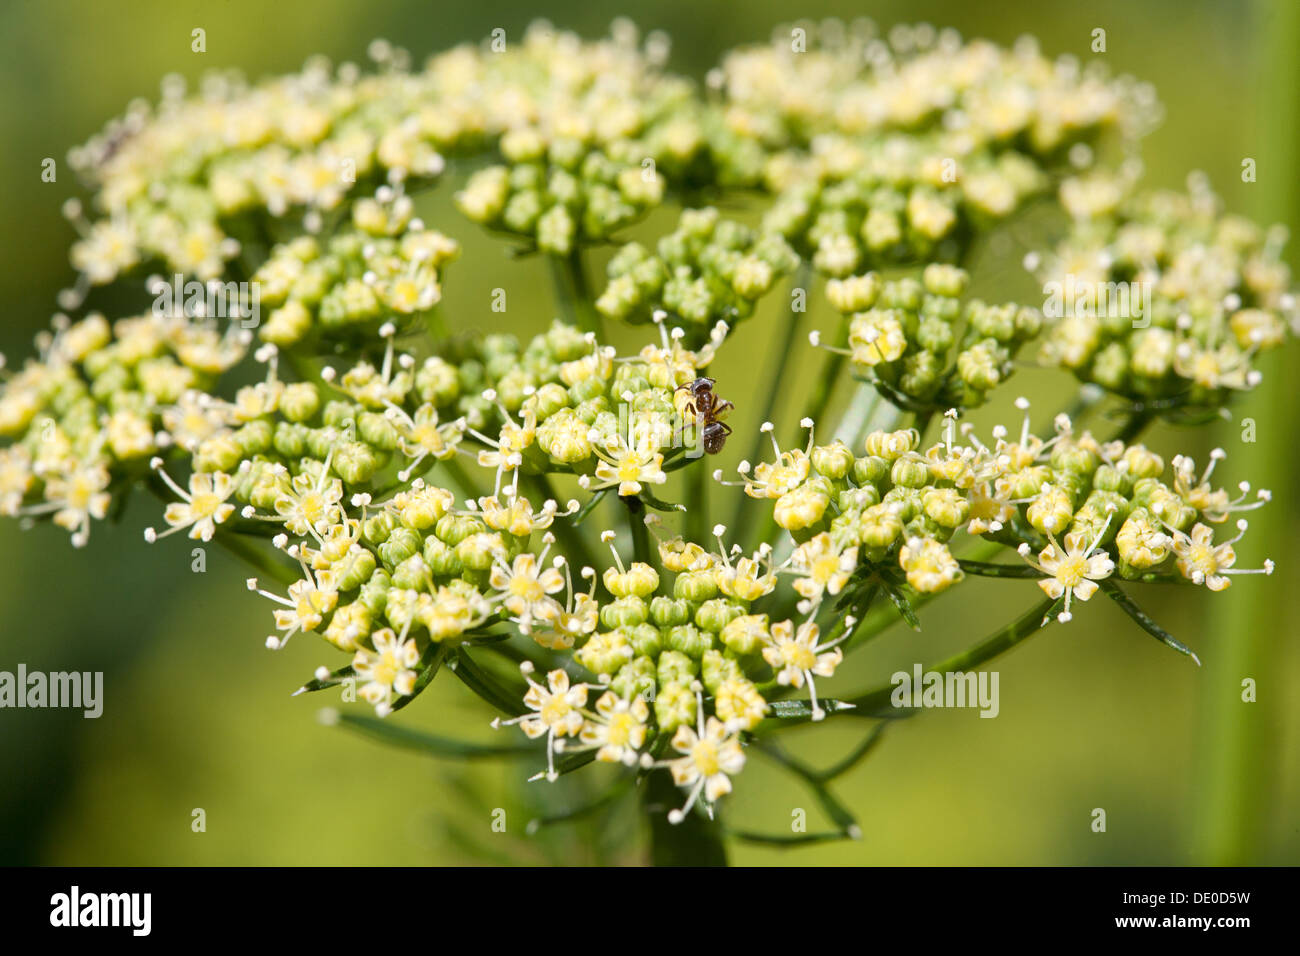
676,377,733,455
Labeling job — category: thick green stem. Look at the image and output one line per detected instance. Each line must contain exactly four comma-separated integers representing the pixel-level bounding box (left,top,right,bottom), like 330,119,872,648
622,494,653,566
549,249,604,339
642,770,728,866
1193,0,1298,865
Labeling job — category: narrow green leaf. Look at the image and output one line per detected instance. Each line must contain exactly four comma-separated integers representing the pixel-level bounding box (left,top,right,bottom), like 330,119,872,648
571,489,609,525
451,648,528,715
389,643,451,713
883,581,922,631
728,829,857,847
958,559,1042,579
1101,580,1202,666
334,712,538,758
766,698,859,720
293,663,355,696
637,490,686,513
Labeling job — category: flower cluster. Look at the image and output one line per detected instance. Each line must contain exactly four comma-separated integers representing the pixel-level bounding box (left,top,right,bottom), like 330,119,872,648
64,22,684,293
0,308,249,545
729,403,1274,617
811,264,1042,409
2,19,1293,835
596,207,801,329
714,23,1157,150
1031,173,1297,404
253,204,459,348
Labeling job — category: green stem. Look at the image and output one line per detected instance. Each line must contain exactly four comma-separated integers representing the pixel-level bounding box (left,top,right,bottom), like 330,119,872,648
642,770,728,866
802,314,850,437
622,494,652,566
213,531,300,587
685,459,709,546
549,249,604,339
1194,0,1298,865
844,596,1059,716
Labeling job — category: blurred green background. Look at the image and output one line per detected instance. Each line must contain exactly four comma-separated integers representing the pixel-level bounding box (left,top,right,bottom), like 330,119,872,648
1,0,1297,865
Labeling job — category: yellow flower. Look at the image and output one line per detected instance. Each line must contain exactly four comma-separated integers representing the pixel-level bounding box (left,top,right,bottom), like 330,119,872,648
352,627,421,716
666,716,746,822
147,463,237,543
899,537,962,594
790,533,857,609
579,691,650,765
1018,518,1115,621
762,620,844,720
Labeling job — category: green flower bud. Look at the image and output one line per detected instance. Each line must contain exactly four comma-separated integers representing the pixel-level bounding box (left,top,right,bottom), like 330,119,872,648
922,487,971,529
435,514,485,547
650,595,692,628
415,357,461,406
825,272,882,313
600,595,649,629
674,570,719,602
852,455,890,486
701,648,742,694
922,263,968,297
916,317,955,353
333,440,381,485
1050,442,1100,475
537,204,576,255
811,440,854,479
195,433,244,473
234,419,274,457
956,340,1005,391
455,531,505,571
891,457,931,489
863,429,918,461
969,303,1017,341
358,569,391,616
625,623,663,658
363,511,397,546
862,207,902,251
280,382,321,422
334,548,376,593
273,421,309,459
859,502,905,548
1027,484,1075,535
378,526,422,566
576,630,635,676
1122,445,1164,480
391,554,431,590
657,649,698,684
732,255,775,299
720,614,769,656
1092,464,1132,496
654,681,696,732
666,623,712,659
694,598,744,634
357,411,399,451
1091,343,1129,391
610,656,656,701
527,382,569,421
603,562,659,598
423,536,463,577
1002,465,1050,500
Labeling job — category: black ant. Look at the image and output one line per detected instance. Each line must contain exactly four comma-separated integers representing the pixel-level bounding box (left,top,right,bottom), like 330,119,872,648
676,377,733,455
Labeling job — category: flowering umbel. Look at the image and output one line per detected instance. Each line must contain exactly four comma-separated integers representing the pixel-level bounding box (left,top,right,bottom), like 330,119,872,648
0,18,1290,845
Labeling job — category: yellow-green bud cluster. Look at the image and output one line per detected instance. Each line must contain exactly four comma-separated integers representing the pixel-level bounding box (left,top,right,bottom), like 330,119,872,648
1034,175,1296,403
823,265,1042,409
596,207,800,326
255,220,459,348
